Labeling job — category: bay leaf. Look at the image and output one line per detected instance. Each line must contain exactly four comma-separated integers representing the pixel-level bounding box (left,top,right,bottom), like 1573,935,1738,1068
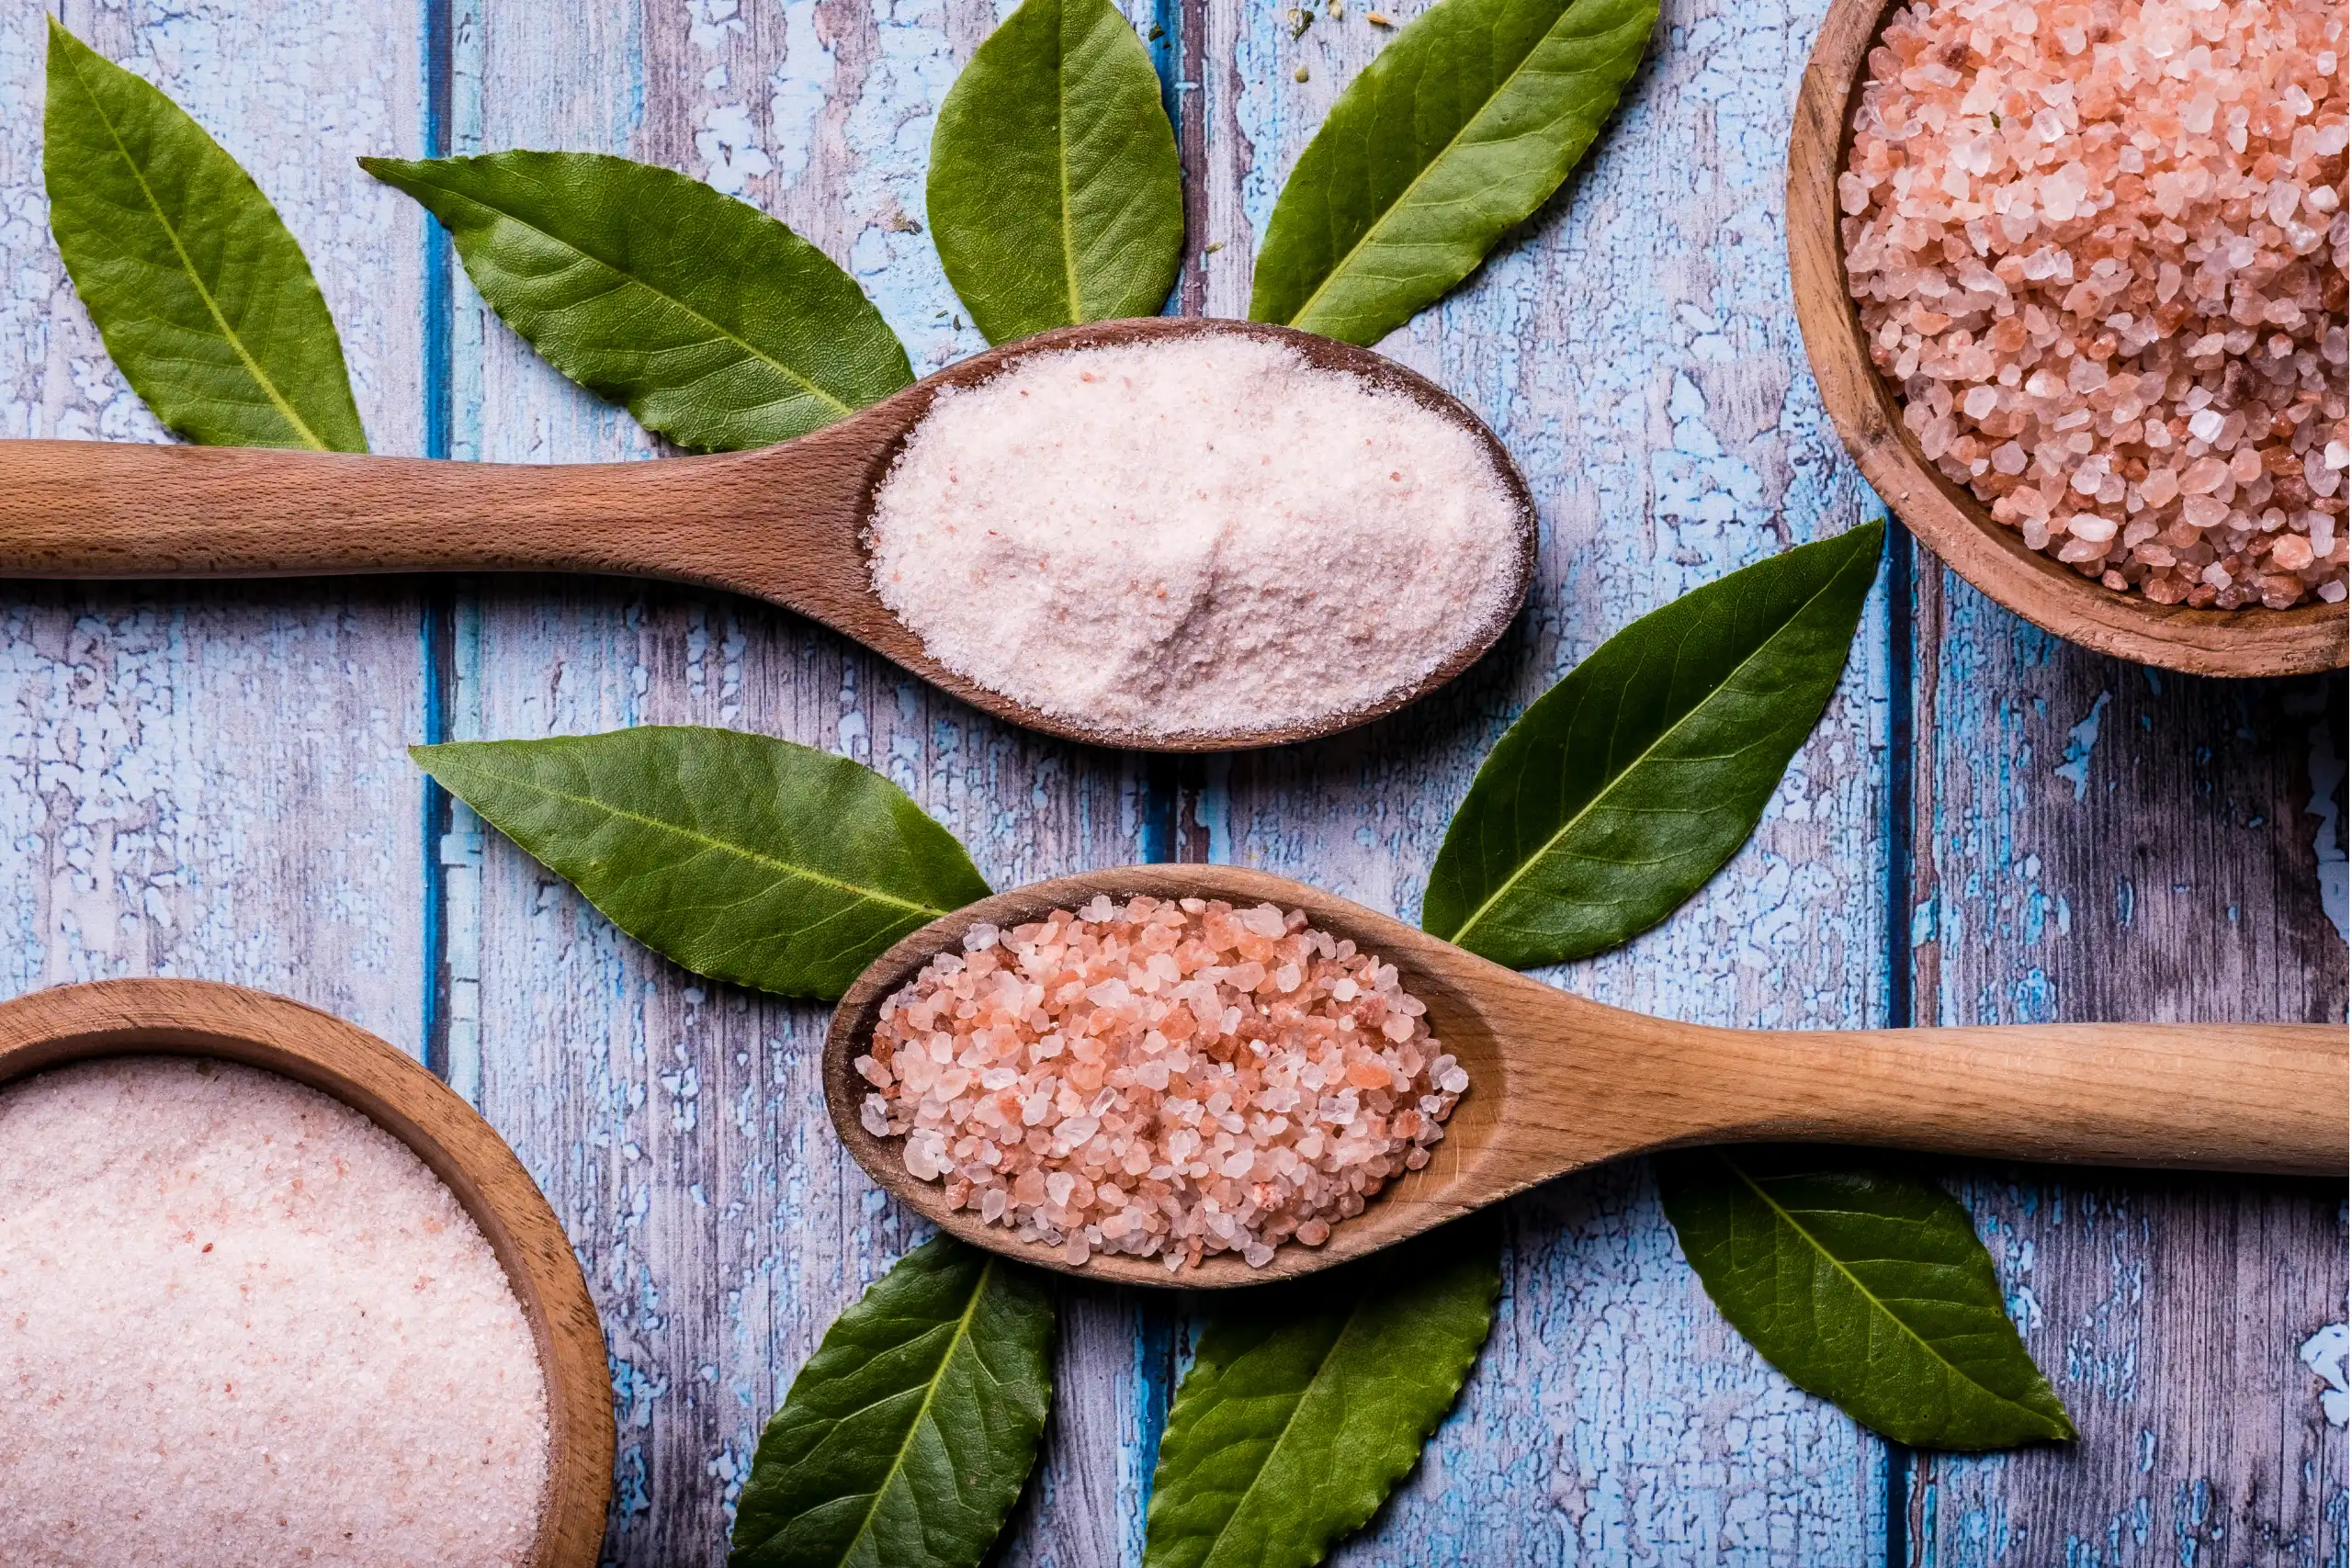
412,727,989,1000
1656,1147,2075,1450
731,1235,1056,1568
929,0,1183,344
1423,521,1883,969
43,20,366,452
1248,0,1657,345
1143,1218,1502,1568
361,152,912,451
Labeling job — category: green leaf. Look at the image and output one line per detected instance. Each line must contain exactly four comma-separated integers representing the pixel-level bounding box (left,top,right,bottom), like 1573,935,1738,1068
1423,521,1883,969
1144,1219,1502,1568
927,0,1183,344
412,727,989,1000
42,20,366,452
1656,1147,2075,1450
1248,0,1657,345
360,151,913,451
730,1236,1056,1568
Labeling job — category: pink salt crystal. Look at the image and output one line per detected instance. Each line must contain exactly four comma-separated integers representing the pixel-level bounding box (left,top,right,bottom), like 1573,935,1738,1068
0,1058,548,1567
2183,495,2232,529
862,897,1464,1270
1842,0,2348,608
2180,456,2232,494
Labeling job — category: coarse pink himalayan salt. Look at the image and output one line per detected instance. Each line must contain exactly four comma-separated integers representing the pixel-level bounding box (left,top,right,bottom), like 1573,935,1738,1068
0,1057,549,1568
855,896,1466,1271
1841,0,2349,608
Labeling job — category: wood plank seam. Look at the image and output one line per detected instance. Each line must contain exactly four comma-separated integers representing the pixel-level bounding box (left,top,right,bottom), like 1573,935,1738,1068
1880,516,1916,1568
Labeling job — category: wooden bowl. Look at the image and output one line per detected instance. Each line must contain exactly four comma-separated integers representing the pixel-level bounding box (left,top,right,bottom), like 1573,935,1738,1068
0,979,612,1567
1788,0,2348,677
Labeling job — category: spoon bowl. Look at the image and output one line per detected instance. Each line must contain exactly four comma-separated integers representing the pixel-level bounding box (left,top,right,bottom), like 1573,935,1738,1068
824,864,2346,1287
0,318,1536,751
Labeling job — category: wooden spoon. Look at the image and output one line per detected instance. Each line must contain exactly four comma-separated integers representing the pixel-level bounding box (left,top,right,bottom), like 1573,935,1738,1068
0,318,1535,752
824,863,2346,1288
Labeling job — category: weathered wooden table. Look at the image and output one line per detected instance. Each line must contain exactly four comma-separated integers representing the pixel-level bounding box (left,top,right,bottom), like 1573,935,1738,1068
2,0,2344,1562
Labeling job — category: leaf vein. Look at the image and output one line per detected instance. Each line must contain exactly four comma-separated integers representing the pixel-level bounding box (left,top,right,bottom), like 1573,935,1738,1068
443,761,952,920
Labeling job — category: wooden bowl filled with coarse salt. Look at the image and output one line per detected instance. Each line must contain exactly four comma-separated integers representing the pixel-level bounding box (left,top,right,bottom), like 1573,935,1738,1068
1790,0,2348,676
0,979,612,1568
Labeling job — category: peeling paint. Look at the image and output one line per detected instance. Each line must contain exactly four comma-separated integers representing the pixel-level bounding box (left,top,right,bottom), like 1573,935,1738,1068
3,1,2337,1562
2052,690,2110,803
685,0,750,51
2302,1324,2348,1430
2305,698,2348,942
695,100,774,192
768,0,836,187
0,4,429,1050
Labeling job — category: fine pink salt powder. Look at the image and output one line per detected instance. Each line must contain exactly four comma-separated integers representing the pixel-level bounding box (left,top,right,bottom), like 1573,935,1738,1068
855,895,1466,1270
0,1057,550,1568
865,335,1526,740
1841,0,2349,608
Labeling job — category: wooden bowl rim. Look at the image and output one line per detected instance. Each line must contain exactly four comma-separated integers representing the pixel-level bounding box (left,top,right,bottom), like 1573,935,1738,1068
1786,0,2347,677
0,978,613,1568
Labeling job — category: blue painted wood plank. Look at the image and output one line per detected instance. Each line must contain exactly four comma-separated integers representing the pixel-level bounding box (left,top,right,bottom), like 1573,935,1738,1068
4,2,2328,1565
0,0,433,1053
440,1,1165,1559
1182,0,1897,1558
1905,565,2348,1566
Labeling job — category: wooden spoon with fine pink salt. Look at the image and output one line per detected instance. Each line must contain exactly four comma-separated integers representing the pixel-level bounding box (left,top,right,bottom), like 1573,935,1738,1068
0,317,1535,753
824,863,2346,1288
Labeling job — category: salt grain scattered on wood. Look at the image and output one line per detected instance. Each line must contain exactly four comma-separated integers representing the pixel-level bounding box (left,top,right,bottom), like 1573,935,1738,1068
0,1058,549,1568
856,895,1465,1270
1841,0,2349,608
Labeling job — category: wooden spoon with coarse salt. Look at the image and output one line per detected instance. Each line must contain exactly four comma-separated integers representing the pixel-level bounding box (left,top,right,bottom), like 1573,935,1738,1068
0,318,1534,753
823,863,2347,1289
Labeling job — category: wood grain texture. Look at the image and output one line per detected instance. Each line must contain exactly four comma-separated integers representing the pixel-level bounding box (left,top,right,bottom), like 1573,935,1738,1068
1905,558,2349,1566
439,616,1155,1560
823,863,2344,1288
1189,0,1903,1553
1787,0,2346,679
1,0,2341,1562
0,977,616,1568
0,0,429,1052
443,1,1170,1560
0,316,1537,752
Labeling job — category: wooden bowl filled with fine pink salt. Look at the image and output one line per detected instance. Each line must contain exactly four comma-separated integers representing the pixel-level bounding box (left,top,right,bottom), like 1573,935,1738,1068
1791,0,2348,675
0,979,612,1568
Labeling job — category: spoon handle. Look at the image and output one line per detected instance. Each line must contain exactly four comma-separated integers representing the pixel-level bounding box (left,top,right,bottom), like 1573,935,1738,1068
0,436,871,620
1679,1019,2344,1176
